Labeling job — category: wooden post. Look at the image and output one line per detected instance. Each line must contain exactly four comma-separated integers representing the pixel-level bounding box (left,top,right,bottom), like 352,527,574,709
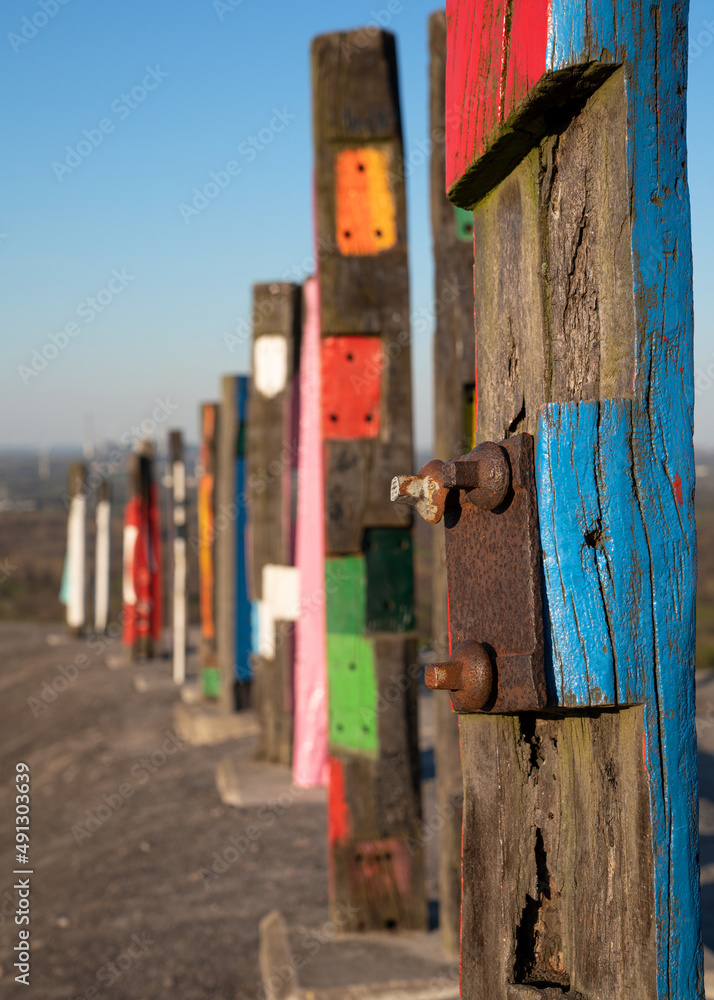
247,283,301,763
169,431,187,685
424,2,701,996
216,374,252,711
122,444,162,660
428,9,474,958
312,28,426,932
64,462,86,636
197,403,220,697
93,480,111,634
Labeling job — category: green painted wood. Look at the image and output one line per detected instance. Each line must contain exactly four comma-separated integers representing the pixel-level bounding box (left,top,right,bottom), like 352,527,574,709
454,205,474,242
326,555,365,635
364,528,415,633
327,633,378,757
202,666,221,700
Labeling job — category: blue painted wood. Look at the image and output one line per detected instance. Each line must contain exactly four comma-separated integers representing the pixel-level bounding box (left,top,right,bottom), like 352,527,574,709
532,3,700,993
234,376,251,682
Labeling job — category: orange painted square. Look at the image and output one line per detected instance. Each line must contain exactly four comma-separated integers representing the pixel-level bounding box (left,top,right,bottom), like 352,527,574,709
322,336,382,439
335,148,397,255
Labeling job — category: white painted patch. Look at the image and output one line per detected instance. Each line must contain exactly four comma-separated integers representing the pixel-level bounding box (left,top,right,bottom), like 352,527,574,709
263,564,300,621
254,335,288,398
67,495,86,629
256,599,275,660
256,566,301,660
94,499,111,632
122,524,139,606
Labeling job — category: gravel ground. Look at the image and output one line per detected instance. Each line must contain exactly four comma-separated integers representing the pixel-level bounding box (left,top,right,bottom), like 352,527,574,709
0,623,442,1000
4,620,713,999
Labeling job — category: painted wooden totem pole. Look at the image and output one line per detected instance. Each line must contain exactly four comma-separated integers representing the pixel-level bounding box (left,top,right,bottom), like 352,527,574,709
216,374,252,711
197,402,220,697
312,28,426,932
168,430,187,685
122,444,162,659
428,8,476,958
394,2,701,997
247,283,301,763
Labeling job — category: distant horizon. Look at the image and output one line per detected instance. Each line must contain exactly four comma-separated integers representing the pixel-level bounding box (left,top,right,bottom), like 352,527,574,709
1,0,712,452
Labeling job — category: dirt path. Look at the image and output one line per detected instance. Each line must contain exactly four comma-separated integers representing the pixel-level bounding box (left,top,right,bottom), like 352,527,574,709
0,623,334,1000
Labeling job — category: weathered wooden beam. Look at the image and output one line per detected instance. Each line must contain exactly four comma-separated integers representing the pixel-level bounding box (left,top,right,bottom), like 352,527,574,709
247,283,302,764
197,403,219,695
312,27,426,933
216,375,252,712
428,8,474,959
168,430,187,685
435,1,700,997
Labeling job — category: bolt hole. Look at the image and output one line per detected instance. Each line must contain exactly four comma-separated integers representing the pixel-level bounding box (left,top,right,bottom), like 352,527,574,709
336,723,343,731
357,163,365,171
384,852,392,861
355,853,363,862
365,413,373,422
375,229,382,237
362,725,369,733
385,919,397,930
348,662,356,671
329,414,338,422
584,527,602,548
344,230,351,238
346,352,354,361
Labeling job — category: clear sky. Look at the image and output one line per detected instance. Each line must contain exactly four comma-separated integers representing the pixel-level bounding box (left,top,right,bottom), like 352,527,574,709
1,0,712,453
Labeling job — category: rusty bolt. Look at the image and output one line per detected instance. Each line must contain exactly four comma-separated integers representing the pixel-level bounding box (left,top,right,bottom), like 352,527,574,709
442,441,510,511
390,459,448,524
425,640,492,713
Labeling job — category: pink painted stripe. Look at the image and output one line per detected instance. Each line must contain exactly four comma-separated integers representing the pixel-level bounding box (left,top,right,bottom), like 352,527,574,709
292,275,329,788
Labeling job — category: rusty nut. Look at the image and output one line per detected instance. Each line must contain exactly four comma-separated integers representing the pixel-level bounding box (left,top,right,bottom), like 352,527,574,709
442,441,510,511
425,640,493,713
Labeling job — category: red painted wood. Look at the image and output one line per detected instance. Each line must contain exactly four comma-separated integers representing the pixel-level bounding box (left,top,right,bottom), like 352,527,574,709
321,336,383,439
503,0,550,121
445,0,549,192
122,485,161,647
327,756,351,844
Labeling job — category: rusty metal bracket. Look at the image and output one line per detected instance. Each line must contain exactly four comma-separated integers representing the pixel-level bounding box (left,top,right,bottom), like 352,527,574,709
392,433,546,713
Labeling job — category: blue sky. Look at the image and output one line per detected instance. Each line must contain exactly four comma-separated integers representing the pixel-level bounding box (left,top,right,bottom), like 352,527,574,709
0,0,712,453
